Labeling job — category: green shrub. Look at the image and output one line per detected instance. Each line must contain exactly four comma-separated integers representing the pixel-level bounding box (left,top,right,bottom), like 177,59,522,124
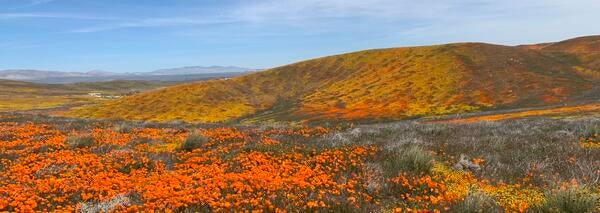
450,192,502,213
382,146,434,177
178,131,208,152
67,135,95,149
529,187,599,213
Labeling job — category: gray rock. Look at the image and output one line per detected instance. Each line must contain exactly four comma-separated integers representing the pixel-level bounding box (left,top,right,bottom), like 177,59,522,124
452,154,481,172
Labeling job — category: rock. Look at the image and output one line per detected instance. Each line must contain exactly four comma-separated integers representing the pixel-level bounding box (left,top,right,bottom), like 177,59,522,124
452,154,481,172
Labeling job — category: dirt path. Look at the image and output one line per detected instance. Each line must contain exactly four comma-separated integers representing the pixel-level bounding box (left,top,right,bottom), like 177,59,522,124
435,103,600,124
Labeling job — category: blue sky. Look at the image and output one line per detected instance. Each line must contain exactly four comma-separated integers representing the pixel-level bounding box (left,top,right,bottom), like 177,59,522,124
1,0,600,73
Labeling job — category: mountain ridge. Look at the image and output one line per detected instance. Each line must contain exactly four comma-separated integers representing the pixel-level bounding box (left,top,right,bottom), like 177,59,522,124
0,69,112,81
0,67,252,84
149,66,255,75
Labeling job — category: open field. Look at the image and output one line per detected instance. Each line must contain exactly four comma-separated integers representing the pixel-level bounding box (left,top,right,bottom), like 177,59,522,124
0,96,96,112
1,113,598,212
0,80,170,112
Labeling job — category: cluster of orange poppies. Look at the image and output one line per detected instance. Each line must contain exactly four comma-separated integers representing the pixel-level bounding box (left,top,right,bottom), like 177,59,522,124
580,132,599,148
0,122,377,212
0,121,592,212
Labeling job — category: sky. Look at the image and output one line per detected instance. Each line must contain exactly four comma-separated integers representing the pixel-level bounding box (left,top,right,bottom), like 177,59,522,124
1,0,600,73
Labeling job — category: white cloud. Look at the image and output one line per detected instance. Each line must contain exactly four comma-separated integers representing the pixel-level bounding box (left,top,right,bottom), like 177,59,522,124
70,0,448,33
10,0,58,8
0,12,116,20
5,0,600,38
231,0,600,24
70,16,237,33
28,0,54,5
232,0,453,21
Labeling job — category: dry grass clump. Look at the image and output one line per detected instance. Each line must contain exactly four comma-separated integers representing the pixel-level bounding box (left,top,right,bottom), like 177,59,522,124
177,131,208,152
381,146,434,177
529,187,599,213
449,191,503,213
66,135,95,149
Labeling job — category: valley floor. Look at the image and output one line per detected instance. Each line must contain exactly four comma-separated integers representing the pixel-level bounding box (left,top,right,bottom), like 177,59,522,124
0,113,599,212
0,80,172,113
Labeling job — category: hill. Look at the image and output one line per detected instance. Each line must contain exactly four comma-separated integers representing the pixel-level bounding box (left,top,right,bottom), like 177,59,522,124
67,36,600,123
535,35,600,81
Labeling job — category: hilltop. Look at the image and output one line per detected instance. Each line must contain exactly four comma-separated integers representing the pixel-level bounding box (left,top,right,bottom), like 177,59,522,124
67,36,600,123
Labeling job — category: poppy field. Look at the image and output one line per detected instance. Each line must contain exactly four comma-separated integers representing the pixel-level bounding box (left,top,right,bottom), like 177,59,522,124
1,114,599,212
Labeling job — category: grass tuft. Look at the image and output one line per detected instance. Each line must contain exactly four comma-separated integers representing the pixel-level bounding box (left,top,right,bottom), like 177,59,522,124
450,191,503,213
66,135,95,149
529,187,599,213
177,131,208,152
382,145,434,177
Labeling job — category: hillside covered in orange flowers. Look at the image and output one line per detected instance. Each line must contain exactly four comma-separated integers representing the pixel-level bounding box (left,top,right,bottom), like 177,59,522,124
67,36,600,123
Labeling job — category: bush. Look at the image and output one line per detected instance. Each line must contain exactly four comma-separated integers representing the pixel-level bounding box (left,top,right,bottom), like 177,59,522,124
178,131,208,152
529,187,599,213
67,135,95,149
382,146,434,177
450,192,502,213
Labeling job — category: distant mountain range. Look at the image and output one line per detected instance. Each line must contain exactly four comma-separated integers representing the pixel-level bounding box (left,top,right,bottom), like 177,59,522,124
0,66,255,83
149,66,256,75
0,70,111,81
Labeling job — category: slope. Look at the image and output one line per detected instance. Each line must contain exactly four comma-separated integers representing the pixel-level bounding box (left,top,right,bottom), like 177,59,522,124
67,36,600,123
536,35,600,81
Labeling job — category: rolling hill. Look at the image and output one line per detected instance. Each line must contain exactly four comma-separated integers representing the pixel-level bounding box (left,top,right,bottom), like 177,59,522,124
67,36,600,123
